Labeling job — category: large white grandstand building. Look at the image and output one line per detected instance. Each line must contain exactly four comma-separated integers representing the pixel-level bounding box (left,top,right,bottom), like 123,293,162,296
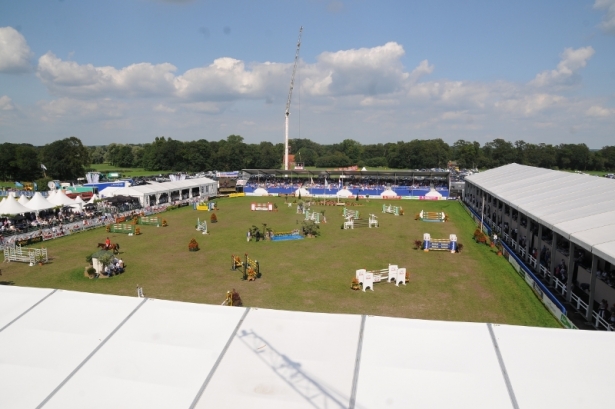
465,164,615,328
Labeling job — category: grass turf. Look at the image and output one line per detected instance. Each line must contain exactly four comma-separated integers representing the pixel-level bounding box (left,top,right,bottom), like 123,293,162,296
1,197,560,328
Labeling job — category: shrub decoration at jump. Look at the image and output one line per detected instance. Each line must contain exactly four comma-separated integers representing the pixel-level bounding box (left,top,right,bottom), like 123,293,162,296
473,229,487,244
210,212,218,223
188,238,199,251
162,219,168,227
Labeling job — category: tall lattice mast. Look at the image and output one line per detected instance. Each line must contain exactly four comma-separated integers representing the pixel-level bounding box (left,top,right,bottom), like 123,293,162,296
284,26,302,171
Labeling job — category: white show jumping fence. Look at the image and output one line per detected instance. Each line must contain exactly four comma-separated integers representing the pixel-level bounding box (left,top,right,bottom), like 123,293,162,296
382,204,401,216
355,264,407,291
3,245,48,265
304,210,323,224
343,214,378,229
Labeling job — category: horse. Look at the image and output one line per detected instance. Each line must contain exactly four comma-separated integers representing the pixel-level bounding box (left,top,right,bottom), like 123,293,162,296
97,242,121,254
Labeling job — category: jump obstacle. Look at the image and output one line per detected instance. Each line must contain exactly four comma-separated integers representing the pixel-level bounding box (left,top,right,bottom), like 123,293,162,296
422,233,457,253
355,264,407,291
3,245,48,265
420,210,446,222
138,216,161,226
231,253,261,281
342,208,360,220
196,202,216,211
251,202,274,211
109,223,135,235
343,214,378,229
382,204,402,216
304,209,323,224
196,218,208,234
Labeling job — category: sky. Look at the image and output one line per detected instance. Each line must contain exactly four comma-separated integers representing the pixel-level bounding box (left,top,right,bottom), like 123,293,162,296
0,0,614,148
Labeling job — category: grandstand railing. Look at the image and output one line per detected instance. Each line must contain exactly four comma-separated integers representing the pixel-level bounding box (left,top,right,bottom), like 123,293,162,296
463,199,614,331
462,200,567,315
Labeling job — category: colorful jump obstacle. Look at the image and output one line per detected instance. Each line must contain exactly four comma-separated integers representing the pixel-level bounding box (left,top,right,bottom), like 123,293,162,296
343,214,378,229
196,202,216,211
251,202,274,211
196,218,208,234
342,208,360,220
3,245,48,265
355,264,407,291
138,216,161,226
382,204,402,216
420,210,446,222
231,253,261,281
305,209,322,224
422,233,457,253
109,223,136,235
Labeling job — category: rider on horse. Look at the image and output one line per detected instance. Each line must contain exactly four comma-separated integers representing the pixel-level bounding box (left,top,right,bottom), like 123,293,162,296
105,237,111,250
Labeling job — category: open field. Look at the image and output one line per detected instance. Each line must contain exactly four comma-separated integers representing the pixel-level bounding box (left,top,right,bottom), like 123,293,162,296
1,197,559,328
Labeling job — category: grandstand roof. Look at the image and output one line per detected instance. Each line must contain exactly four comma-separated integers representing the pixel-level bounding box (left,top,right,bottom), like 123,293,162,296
241,169,450,178
0,285,611,408
465,164,615,265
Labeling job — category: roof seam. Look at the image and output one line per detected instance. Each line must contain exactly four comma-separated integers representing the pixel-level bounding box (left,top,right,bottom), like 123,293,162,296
189,307,251,409
0,289,57,333
36,297,148,409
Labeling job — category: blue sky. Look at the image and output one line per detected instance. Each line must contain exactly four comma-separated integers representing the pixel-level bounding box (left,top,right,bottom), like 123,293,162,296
1,0,614,148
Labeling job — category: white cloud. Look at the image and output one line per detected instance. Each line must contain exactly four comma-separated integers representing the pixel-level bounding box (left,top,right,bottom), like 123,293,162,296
38,98,126,122
37,52,177,98
153,104,176,113
586,105,614,117
530,47,595,88
594,0,615,34
0,27,33,73
0,95,14,111
494,94,565,116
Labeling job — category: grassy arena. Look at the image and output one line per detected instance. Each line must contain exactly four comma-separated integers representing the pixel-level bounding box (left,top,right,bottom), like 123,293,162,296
1,197,559,328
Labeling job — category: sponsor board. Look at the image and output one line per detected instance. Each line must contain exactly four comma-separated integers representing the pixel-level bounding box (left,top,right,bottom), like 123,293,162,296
509,255,522,276
16,236,44,247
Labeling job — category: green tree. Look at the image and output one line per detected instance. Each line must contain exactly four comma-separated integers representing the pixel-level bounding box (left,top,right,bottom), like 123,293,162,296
40,137,90,180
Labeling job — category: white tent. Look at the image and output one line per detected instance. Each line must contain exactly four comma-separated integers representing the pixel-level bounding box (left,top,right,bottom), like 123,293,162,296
99,187,122,198
47,190,56,199
0,285,612,408
87,194,99,204
424,187,443,199
0,197,33,215
252,187,269,196
17,195,29,205
336,188,353,198
380,189,398,197
294,187,311,197
48,190,75,207
24,192,56,212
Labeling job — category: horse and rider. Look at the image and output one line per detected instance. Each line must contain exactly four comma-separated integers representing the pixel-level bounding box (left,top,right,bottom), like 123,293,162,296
98,237,120,254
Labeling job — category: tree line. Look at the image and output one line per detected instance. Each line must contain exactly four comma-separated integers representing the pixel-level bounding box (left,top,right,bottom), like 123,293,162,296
2,136,615,185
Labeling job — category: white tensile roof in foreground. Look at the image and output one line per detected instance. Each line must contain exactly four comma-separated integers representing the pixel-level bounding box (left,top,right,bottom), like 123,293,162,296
466,164,615,266
0,285,612,408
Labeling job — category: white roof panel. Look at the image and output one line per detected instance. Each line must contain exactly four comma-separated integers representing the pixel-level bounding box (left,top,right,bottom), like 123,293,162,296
0,286,54,330
0,290,141,408
355,317,512,409
195,308,361,409
44,299,246,409
493,324,613,408
466,164,615,266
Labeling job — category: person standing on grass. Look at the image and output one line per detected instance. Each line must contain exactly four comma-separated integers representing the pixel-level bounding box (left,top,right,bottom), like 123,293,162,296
246,230,251,242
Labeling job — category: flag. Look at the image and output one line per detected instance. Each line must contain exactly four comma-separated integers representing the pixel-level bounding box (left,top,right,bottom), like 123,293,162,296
41,164,47,170
310,177,314,186
325,178,328,190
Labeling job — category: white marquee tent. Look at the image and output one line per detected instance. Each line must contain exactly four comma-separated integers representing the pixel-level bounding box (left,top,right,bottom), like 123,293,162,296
47,190,75,207
465,164,615,266
0,196,33,215
110,177,217,206
24,192,56,212
0,285,611,408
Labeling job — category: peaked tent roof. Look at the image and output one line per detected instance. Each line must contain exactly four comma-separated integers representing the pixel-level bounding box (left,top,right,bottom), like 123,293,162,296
466,163,615,265
48,190,75,206
0,197,33,215
24,192,56,212
17,195,29,205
